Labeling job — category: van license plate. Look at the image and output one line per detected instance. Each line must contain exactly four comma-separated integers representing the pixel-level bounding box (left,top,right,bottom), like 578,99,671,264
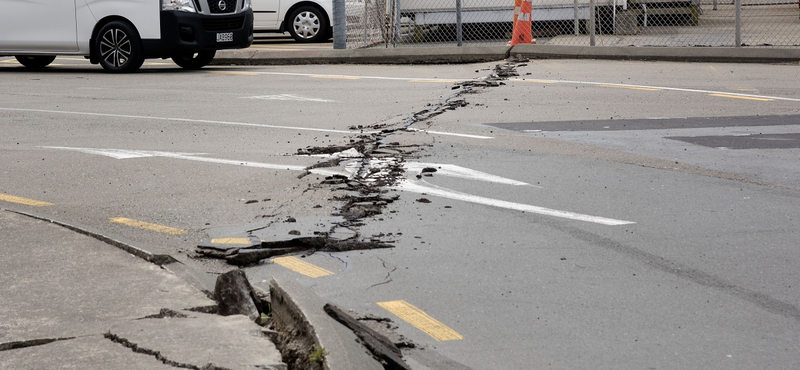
216,32,233,42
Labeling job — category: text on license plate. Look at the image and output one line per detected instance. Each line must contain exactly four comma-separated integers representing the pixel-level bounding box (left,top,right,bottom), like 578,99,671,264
216,32,233,42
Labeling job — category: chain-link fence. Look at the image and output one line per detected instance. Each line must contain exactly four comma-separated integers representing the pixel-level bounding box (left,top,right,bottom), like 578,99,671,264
339,0,800,48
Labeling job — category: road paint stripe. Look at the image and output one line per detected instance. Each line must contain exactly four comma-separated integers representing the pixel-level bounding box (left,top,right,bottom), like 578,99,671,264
211,237,255,244
209,71,261,76
507,78,800,102
409,79,459,83
406,127,493,140
404,162,532,186
272,256,334,278
109,217,187,235
708,93,773,102
0,193,54,207
597,84,661,91
377,300,463,341
516,79,559,84
0,107,354,135
41,146,346,177
311,75,361,80
243,94,334,102
395,180,635,226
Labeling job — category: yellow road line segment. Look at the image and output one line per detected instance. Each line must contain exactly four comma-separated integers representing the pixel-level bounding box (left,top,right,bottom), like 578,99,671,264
708,93,773,101
0,193,54,207
109,217,187,235
377,300,463,341
273,256,334,278
596,84,661,91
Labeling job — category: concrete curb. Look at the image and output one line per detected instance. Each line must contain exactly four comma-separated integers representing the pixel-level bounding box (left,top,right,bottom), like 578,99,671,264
509,44,800,63
269,277,384,370
212,46,511,65
213,44,800,66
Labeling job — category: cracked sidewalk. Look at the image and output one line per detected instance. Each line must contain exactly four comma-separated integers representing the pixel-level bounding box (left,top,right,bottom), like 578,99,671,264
0,209,284,370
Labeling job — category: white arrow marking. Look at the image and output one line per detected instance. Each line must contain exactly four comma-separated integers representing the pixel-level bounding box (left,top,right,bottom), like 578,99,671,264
42,146,633,225
41,146,345,177
404,162,534,187
394,180,635,226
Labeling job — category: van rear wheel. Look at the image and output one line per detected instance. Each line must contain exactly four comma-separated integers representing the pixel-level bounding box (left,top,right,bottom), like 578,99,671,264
171,50,216,70
15,56,56,69
95,20,144,73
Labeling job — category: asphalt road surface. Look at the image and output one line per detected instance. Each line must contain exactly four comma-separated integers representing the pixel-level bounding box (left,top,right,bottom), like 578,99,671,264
1,55,799,369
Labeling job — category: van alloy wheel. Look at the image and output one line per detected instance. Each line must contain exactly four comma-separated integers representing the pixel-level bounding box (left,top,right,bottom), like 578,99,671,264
287,6,329,43
95,21,144,73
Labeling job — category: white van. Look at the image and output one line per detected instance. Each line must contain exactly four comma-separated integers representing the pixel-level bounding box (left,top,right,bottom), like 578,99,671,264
0,0,254,72
252,0,332,43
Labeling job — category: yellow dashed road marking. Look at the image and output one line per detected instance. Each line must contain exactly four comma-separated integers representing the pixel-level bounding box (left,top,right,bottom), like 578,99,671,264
109,217,187,235
377,300,463,341
597,84,661,91
0,193,54,207
272,256,334,278
709,93,773,101
211,237,255,244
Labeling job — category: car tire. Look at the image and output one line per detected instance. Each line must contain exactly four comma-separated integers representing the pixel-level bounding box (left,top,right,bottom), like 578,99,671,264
15,56,57,69
95,20,145,73
172,50,216,70
287,6,329,43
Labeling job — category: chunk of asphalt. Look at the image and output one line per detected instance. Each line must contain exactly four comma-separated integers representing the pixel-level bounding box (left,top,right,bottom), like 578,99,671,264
269,277,383,370
213,270,261,321
323,304,412,370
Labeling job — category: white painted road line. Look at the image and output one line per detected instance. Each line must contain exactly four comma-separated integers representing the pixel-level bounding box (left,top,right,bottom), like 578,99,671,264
394,180,635,226
404,162,534,187
510,78,800,102
40,147,346,177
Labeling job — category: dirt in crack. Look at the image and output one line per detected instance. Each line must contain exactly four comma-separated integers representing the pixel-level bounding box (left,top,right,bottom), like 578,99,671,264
195,57,527,266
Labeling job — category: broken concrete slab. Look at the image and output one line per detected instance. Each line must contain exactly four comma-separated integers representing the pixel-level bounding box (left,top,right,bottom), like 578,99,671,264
269,277,384,370
0,209,287,369
107,311,285,370
0,336,176,370
214,270,261,321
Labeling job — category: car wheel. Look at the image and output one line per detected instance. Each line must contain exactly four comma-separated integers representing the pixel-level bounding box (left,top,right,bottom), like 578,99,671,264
95,21,144,73
287,6,329,43
15,56,57,69
172,50,216,70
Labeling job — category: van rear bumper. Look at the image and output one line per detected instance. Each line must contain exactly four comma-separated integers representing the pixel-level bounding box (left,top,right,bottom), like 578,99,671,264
143,10,253,58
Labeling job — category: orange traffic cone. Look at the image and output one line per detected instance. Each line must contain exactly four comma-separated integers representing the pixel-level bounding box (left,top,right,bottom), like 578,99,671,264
510,0,533,46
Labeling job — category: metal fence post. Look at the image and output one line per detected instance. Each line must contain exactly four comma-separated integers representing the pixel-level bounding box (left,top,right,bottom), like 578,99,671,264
735,0,742,47
333,0,346,49
574,0,579,35
589,0,596,46
456,0,463,46
395,0,401,43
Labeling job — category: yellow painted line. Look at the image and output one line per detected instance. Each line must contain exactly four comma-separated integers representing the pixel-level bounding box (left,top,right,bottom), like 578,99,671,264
597,84,661,91
211,237,254,244
0,193,54,207
273,256,334,278
377,300,463,341
109,217,187,235
409,79,459,83
310,75,361,80
708,93,773,101
208,71,260,76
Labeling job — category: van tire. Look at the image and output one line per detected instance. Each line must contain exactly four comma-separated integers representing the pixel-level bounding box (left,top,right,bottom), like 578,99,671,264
287,6,329,43
15,56,57,69
95,20,144,73
172,50,216,70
